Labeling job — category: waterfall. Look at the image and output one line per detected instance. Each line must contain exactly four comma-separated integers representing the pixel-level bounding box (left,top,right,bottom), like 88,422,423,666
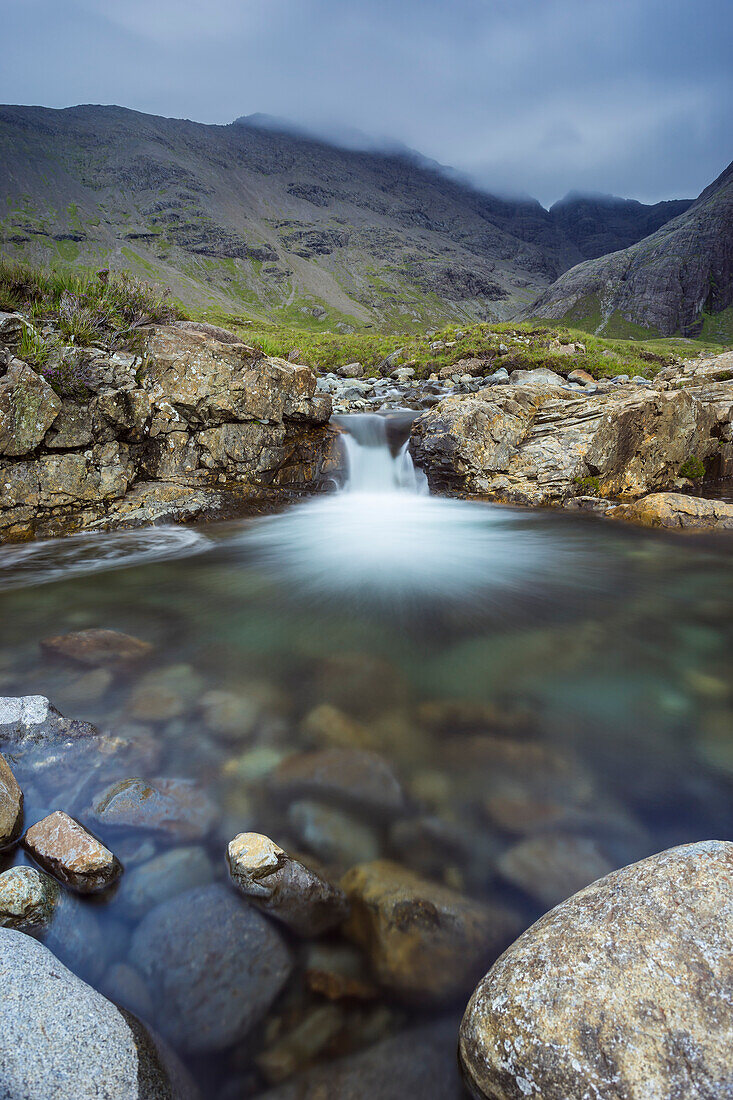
333,413,428,495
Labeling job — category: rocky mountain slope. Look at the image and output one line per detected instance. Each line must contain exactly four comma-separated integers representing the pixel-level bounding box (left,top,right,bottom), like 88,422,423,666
549,192,691,261
0,104,688,332
526,160,733,338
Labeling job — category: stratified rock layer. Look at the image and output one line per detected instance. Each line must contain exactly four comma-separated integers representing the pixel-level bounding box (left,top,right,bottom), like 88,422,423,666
460,841,733,1100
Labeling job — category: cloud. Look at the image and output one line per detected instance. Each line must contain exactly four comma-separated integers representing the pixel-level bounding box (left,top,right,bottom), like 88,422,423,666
0,0,730,205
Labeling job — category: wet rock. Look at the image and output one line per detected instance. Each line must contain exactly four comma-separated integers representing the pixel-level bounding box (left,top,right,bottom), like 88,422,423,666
300,703,375,751
270,749,406,820
0,694,97,748
287,800,381,868
114,844,217,920
341,859,521,1005
40,627,153,669
89,776,218,842
0,865,59,931
129,883,292,1053
228,831,349,936
304,941,379,1001
55,667,114,709
0,752,22,849
0,361,61,456
460,841,733,1100
612,491,733,530
0,928,200,1099
259,1018,466,1100
23,810,122,894
497,832,614,909
126,664,205,721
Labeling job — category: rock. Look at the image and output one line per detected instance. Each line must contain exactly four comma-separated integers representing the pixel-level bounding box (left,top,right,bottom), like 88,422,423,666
258,1019,466,1099
129,883,292,1053
341,859,521,1004
304,941,379,1001
100,962,155,1021
126,663,205,721
255,1003,346,1084
509,367,566,386
0,865,59,931
460,841,733,1100
89,777,218,841
228,831,349,936
270,749,406,819
114,845,217,920
0,361,61,456
497,832,614,909
300,704,374,750
0,694,97,748
612,491,733,530
40,628,153,669
568,367,596,384
337,362,364,378
287,800,381,868
23,810,122,894
0,753,22,849
391,367,416,381
0,928,199,1099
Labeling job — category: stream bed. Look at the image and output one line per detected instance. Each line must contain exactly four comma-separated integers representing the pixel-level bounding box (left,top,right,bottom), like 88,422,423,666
1,413,732,1096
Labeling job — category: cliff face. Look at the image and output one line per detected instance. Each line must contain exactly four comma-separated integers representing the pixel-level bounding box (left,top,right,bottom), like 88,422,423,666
525,161,733,338
0,105,687,331
549,193,692,261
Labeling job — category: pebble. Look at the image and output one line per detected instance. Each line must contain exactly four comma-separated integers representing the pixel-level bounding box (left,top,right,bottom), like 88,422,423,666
23,810,122,894
228,831,350,936
0,865,59,931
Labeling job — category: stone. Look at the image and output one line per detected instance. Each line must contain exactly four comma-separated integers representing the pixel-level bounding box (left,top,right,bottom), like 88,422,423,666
0,361,61,456
126,664,205,721
567,367,596,384
0,928,199,1099
287,800,381,868
0,752,22,849
0,865,59,931
612,491,733,530
256,1003,346,1084
460,841,733,1100
40,628,153,669
258,1019,466,1099
337,362,364,378
114,845,217,920
270,749,406,819
100,962,155,1021
89,777,218,841
24,810,122,894
509,367,566,386
228,831,350,936
129,883,292,1053
0,694,97,748
497,832,614,909
304,941,378,1001
341,859,521,1004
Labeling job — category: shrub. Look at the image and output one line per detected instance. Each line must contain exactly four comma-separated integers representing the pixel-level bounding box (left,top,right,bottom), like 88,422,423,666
679,457,705,480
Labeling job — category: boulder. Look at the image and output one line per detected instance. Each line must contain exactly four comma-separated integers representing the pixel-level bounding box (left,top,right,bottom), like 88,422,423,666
23,811,121,894
0,753,22,849
0,928,199,1099
129,883,293,1053
612,491,733,530
0,361,60,456
460,841,733,1100
337,362,364,378
341,859,521,1005
0,865,59,931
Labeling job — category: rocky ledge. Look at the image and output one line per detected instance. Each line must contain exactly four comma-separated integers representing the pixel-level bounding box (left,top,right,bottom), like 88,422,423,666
409,351,733,527
0,314,333,542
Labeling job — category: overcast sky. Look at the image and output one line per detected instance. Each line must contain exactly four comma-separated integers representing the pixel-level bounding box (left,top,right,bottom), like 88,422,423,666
1,0,730,207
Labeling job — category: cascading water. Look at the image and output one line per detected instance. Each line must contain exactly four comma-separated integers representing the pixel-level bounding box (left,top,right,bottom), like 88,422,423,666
333,413,429,495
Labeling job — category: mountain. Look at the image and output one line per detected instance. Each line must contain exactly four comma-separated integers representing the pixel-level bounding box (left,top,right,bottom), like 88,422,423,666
526,161,733,339
549,192,692,261
0,104,689,331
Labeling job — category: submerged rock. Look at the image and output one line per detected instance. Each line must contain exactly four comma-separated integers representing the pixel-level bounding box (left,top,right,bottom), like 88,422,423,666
23,810,122,894
40,628,153,669
89,776,218,841
0,928,199,1099
270,748,406,819
497,832,614,909
115,845,217,920
126,664,205,722
341,859,521,1005
0,752,22,849
130,883,293,1053
460,841,733,1100
228,831,349,936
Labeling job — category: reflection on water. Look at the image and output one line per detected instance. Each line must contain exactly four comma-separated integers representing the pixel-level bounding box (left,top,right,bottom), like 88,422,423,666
0,419,732,1096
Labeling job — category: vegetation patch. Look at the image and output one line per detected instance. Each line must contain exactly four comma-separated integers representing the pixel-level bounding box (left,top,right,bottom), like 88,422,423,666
679,457,706,481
